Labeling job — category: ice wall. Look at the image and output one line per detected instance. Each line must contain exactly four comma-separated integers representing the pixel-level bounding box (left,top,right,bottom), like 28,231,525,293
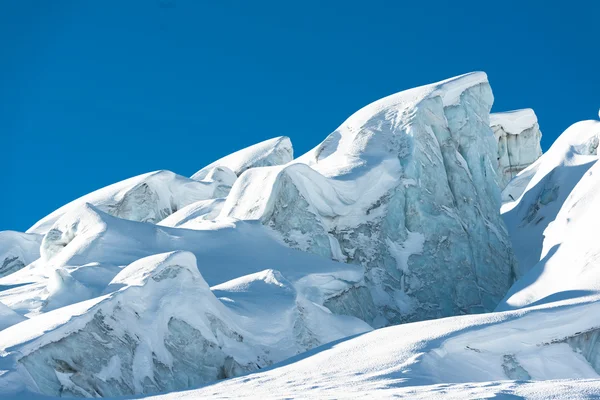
222,72,517,326
491,109,543,189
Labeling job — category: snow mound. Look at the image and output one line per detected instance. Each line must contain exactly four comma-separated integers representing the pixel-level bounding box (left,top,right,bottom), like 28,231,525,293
27,170,231,235
0,231,42,278
222,72,515,325
498,119,600,309
491,109,543,188
191,136,293,180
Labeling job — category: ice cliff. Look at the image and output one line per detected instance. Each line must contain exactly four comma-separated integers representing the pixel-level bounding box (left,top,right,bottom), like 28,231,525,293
222,72,516,325
491,109,543,189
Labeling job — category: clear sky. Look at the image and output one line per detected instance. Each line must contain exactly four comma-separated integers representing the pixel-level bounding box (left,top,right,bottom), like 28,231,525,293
2,0,599,232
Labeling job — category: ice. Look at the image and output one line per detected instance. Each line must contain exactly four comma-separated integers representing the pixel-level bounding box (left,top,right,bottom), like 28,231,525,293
27,170,231,235
0,231,42,278
491,109,543,188
191,136,293,180
222,72,515,325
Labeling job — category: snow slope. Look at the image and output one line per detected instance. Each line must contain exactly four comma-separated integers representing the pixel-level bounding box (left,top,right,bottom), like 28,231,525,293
491,109,543,189
499,119,600,309
221,72,516,325
126,296,600,399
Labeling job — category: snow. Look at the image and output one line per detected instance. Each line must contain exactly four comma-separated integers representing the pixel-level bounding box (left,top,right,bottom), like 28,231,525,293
2,71,600,399
131,296,600,399
0,250,370,396
224,71,515,325
0,231,42,278
191,136,293,180
498,119,600,309
27,170,231,235
491,108,538,135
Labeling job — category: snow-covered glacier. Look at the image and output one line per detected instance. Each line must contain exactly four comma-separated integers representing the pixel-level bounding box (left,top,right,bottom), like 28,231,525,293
222,72,516,325
7,70,600,399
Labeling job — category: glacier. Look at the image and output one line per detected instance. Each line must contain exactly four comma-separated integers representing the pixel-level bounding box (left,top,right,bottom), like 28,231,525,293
5,70,600,399
222,72,516,325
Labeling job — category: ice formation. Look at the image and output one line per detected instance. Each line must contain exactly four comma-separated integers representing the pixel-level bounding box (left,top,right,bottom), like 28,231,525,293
222,72,516,325
491,109,543,188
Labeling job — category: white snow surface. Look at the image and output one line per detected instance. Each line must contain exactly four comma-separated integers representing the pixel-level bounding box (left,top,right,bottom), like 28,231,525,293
27,170,232,235
498,119,600,309
191,136,293,180
6,295,592,399
491,108,538,135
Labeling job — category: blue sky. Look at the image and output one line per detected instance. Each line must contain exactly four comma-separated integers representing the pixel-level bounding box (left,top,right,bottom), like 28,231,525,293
2,0,599,231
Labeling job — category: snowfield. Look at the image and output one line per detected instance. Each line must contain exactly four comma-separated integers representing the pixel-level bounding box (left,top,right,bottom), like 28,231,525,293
2,71,600,399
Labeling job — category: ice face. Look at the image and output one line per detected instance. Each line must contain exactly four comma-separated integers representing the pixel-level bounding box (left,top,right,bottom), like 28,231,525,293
222,72,516,325
491,109,543,189
191,136,293,180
